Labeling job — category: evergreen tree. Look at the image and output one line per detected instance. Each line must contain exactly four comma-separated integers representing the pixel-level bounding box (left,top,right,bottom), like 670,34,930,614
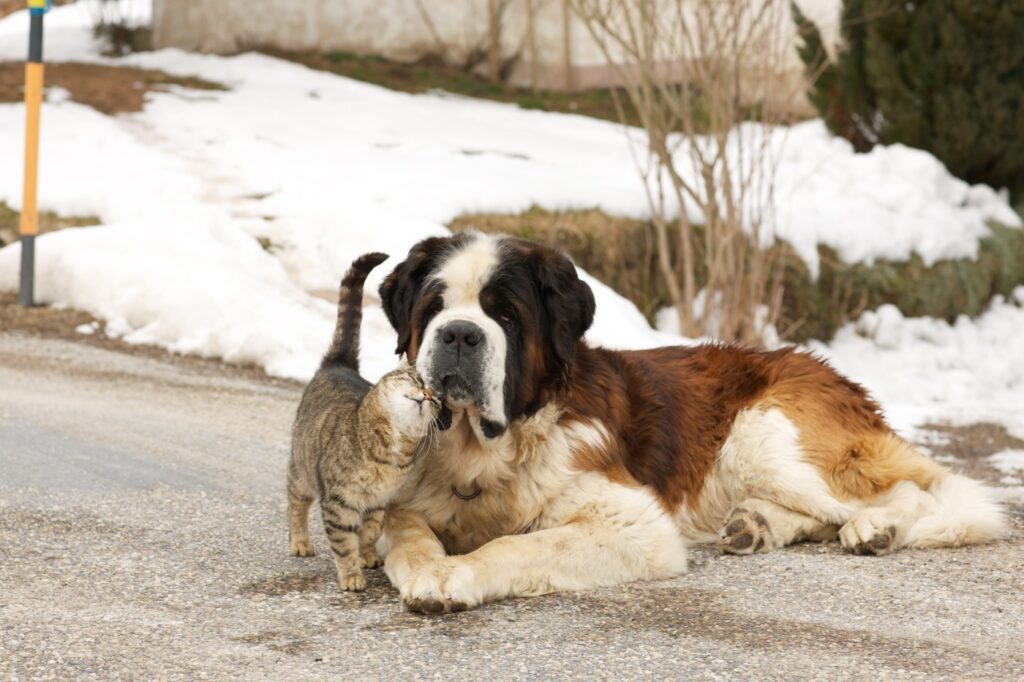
794,0,1024,191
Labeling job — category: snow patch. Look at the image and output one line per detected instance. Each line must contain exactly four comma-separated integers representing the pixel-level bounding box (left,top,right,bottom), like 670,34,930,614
992,487,1024,505
812,290,1024,439
988,450,1024,475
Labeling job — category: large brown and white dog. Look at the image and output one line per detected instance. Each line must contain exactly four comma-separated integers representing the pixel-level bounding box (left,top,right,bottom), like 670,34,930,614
376,232,1007,613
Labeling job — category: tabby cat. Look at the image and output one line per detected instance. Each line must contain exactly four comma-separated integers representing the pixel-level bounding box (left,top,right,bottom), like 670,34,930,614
287,252,444,591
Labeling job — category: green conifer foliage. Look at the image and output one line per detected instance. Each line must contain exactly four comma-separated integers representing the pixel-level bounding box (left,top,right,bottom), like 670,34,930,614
794,0,1024,191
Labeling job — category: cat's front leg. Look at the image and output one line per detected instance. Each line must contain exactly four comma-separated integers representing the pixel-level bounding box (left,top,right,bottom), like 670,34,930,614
358,508,386,568
321,493,367,591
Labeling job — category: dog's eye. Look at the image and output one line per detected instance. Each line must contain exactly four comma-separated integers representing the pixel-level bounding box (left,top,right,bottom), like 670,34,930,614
498,309,515,325
422,297,443,323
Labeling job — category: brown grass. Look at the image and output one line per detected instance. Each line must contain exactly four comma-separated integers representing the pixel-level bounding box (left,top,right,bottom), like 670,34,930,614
0,61,226,115
0,201,99,248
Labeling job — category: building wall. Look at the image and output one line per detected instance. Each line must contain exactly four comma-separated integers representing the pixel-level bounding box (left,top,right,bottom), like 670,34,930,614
153,0,841,94
152,1,493,58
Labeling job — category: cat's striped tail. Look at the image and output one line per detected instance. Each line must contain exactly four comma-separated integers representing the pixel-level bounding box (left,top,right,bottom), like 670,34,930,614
321,252,389,371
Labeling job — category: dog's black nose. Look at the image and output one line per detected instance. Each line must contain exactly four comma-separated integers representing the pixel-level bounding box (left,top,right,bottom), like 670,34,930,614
439,320,484,352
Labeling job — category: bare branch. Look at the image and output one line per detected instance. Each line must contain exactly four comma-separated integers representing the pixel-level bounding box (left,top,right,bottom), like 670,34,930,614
572,0,787,343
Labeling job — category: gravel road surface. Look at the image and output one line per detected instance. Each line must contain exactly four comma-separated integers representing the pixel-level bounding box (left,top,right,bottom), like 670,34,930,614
1,332,1022,681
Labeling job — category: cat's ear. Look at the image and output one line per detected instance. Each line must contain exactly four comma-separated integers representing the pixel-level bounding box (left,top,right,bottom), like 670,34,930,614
379,235,466,357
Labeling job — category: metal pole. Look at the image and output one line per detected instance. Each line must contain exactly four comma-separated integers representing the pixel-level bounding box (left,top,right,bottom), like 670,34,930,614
19,0,48,307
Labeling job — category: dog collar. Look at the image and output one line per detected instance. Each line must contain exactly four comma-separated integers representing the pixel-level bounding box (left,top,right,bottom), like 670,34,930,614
451,483,482,501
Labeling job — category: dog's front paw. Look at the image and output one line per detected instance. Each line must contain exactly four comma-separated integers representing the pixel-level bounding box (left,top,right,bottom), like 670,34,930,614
401,558,481,614
840,510,899,556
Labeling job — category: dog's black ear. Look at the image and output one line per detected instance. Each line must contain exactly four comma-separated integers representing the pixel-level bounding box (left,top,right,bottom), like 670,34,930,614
379,257,415,356
379,236,463,356
536,250,595,366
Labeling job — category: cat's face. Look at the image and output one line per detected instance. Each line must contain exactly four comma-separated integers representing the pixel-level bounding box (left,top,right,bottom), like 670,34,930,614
379,365,445,442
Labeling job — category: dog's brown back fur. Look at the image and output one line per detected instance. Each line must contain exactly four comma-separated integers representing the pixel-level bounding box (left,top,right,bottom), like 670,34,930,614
565,343,937,511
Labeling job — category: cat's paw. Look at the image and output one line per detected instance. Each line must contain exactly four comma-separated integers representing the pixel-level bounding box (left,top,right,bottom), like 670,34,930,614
338,570,367,592
401,557,481,614
361,549,383,569
290,539,316,557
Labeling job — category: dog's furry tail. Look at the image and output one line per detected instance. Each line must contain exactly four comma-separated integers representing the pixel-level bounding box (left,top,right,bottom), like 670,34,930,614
321,252,389,371
904,472,1009,548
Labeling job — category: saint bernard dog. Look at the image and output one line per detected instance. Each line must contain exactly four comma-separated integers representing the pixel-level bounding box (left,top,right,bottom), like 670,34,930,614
376,232,1007,613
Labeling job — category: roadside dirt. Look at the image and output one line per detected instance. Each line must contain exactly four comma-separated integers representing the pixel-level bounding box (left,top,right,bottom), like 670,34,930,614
0,61,226,115
0,292,299,388
923,422,1024,490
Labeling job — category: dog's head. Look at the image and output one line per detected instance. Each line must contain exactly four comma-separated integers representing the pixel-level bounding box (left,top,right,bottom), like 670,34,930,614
379,233,595,438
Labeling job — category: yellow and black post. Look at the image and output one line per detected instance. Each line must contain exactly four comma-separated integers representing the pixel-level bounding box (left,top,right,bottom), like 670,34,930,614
19,0,49,307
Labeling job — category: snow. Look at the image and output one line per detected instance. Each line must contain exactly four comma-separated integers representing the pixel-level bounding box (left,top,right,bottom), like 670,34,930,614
0,2,1022,440
988,450,1024,476
809,294,1024,439
993,487,1024,505
0,0,150,62
0,219,339,378
770,125,1020,276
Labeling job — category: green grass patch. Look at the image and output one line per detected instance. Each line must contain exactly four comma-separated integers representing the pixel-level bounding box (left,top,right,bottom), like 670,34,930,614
452,207,1024,342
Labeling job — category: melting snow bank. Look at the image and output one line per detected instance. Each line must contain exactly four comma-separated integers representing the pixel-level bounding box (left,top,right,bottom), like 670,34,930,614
0,220,336,379
769,124,1020,277
988,450,1024,492
0,3,1020,285
988,450,1024,476
809,290,1024,440
0,2,1022,439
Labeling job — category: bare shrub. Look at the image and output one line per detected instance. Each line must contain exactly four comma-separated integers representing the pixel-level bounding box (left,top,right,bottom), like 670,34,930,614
88,0,151,55
415,1,525,82
572,0,794,344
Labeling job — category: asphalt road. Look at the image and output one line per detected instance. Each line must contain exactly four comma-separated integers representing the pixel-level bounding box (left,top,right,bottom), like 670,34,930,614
1,332,1022,681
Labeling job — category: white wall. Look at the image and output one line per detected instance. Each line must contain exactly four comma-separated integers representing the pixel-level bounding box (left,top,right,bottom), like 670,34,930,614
153,0,842,92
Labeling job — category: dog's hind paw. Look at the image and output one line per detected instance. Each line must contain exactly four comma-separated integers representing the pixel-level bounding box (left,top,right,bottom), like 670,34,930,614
718,507,774,555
